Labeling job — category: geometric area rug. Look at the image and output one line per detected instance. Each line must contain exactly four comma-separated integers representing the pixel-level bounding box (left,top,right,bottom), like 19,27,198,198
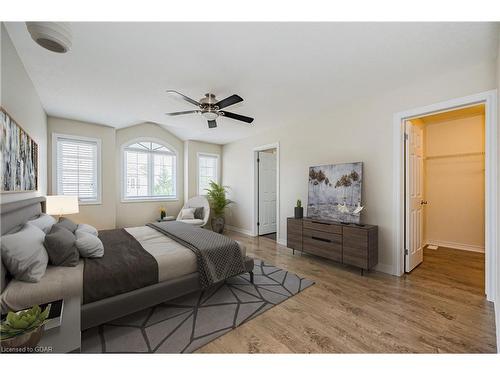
81,259,314,353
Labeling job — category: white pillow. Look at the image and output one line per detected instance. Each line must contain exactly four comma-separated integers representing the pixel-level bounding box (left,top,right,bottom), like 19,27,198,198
28,213,56,234
76,223,98,237
180,208,195,220
75,230,104,258
1,223,48,282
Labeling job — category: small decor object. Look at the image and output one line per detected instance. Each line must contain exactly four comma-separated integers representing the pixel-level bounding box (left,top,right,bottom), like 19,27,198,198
294,199,304,219
205,181,232,234
0,305,50,350
308,162,363,223
160,206,166,220
1,108,38,192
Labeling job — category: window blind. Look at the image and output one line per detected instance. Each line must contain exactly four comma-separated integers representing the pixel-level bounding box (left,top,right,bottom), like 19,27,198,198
56,137,98,202
198,154,218,195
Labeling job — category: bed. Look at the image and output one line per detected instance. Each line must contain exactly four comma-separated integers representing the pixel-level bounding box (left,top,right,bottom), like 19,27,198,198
0,197,254,330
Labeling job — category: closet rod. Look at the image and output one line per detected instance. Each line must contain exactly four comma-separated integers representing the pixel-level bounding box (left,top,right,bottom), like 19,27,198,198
425,151,484,161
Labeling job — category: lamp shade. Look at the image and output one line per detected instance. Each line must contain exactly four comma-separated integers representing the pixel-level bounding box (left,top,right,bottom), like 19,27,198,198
45,195,79,216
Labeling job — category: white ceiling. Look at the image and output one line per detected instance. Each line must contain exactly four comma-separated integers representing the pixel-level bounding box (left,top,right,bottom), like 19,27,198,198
5,22,499,144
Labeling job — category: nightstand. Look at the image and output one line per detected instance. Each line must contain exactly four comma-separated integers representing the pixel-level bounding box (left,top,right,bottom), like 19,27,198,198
156,216,175,222
37,294,81,353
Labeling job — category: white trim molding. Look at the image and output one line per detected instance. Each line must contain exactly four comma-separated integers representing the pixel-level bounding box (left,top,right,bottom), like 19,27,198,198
225,225,254,237
392,90,498,302
252,142,280,240
425,240,484,253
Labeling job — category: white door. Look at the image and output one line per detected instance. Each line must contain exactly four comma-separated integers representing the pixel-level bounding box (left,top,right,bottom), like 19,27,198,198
405,120,425,272
258,151,277,235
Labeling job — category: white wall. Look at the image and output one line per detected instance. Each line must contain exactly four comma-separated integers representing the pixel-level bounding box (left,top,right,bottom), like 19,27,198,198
115,123,184,228
223,60,496,273
424,114,485,252
0,24,47,203
496,28,500,354
184,140,222,201
47,117,116,229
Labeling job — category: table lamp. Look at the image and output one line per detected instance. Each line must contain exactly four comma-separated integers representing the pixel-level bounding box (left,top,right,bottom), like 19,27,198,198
45,195,79,218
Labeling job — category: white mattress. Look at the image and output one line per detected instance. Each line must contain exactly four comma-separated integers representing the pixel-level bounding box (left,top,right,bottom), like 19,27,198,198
1,226,246,312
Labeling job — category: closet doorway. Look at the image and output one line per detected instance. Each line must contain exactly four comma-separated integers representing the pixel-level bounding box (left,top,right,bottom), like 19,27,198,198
405,105,486,288
253,143,280,242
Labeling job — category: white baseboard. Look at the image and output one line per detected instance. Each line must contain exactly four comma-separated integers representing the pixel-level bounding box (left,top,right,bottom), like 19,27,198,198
277,238,287,246
425,239,484,253
496,301,500,353
225,225,255,237
374,263,394,275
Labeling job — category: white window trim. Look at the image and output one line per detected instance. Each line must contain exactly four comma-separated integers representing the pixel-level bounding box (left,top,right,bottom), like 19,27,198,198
121,137,179,203
197,152,220,196
52,133,102,205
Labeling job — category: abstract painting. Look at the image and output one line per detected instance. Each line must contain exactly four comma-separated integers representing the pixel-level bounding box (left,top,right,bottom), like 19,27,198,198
307,162,363,223
1,108,38,192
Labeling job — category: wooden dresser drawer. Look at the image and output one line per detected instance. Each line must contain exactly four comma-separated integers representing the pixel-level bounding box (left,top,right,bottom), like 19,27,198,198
303,228,342,245
287,218,303,251
303,234,342,262
303,219,342,234
343,227,368,268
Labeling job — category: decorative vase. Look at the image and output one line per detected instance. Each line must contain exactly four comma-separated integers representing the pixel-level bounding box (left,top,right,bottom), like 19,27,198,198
211,216,225,234
0,325,44,350
294,207,303,219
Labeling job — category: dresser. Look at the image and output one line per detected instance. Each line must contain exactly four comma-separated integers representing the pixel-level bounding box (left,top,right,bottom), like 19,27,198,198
287,217,378,274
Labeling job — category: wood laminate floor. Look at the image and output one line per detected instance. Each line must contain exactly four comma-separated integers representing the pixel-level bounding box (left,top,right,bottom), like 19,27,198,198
197,235,496,353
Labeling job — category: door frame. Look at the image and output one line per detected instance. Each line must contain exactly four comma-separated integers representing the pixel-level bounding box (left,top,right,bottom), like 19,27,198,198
392,90,498,302
253,142,280,240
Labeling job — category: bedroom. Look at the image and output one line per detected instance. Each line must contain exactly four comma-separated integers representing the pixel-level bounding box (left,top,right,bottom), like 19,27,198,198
1,0,500,372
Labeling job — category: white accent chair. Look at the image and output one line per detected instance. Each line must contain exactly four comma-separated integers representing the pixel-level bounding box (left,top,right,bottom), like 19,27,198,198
177,196,210,227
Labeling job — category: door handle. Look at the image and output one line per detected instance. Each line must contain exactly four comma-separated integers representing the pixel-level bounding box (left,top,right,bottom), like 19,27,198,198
420,200,428,205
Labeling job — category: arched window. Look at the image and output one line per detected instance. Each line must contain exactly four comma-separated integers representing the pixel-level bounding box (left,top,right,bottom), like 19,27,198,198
122,140,177,201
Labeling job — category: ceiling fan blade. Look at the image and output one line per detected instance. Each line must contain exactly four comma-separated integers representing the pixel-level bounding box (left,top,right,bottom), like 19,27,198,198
166,90,200,107
220,111,254,124
165,110,201,116
208,120,217,129
215,94,243,109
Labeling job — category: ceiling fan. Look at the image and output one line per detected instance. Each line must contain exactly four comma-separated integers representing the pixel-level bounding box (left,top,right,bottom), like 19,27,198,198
165,90,254,129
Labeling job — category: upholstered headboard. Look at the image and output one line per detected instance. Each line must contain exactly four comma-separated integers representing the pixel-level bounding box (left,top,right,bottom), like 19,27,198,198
0,196,46,293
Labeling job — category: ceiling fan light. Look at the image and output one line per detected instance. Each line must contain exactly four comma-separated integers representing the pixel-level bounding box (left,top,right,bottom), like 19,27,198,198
26,22,72,53
202,111,218,121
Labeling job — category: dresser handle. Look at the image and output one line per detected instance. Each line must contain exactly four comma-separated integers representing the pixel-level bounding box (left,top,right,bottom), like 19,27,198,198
312,236,331,243
311,221,330,225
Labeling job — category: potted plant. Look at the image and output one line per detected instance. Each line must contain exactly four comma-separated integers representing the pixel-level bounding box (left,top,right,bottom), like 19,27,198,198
295,199,303,219
0,305,50,350
160,206,166,220
205,181,232,234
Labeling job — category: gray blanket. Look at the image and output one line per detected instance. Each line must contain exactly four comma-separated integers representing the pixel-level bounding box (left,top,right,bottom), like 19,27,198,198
147,221,245,288
84,229,158,304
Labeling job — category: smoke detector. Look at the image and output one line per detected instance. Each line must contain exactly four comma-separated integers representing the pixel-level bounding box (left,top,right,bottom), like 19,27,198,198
26,22,72,53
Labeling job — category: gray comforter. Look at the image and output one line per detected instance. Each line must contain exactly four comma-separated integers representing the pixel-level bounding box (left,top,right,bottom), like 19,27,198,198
147,221,245,288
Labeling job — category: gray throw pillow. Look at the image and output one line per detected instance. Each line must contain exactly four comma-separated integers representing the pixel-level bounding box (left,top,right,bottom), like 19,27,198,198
76,223,98,237
44,225,80,267
194,207,204,220
28,213,57,234
57,217,78,233
75,230,104,258
1,223,49,282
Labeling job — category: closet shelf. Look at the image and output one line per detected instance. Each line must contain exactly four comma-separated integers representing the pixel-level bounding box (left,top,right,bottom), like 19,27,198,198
424,151,484,161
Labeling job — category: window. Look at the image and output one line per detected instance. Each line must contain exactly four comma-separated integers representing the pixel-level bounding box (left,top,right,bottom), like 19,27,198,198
198,153,219,195
53,134,101,204
123,140,177,201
